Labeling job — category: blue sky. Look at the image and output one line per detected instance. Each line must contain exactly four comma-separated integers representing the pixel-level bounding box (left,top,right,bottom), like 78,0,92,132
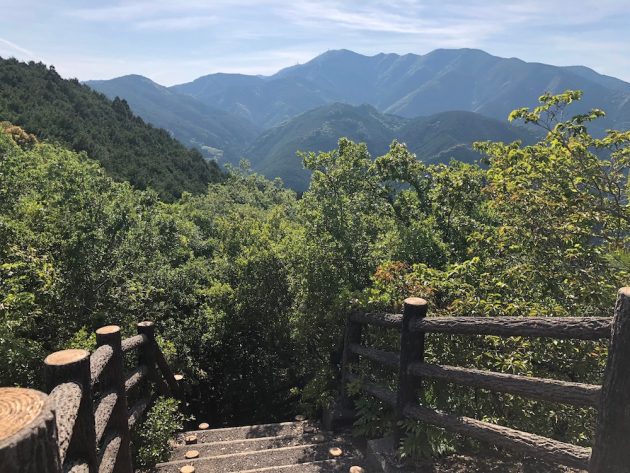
1,0,629,85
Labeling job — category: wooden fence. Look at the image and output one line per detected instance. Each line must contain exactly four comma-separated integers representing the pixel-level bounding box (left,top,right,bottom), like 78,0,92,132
0,321,182,473
341,288,630,473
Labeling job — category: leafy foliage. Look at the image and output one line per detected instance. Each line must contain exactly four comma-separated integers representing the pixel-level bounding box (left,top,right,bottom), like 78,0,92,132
0,89,628,465
133,397,184,469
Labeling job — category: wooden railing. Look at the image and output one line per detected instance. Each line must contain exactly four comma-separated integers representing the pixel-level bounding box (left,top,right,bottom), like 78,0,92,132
0,321,182,473
340,288,630,473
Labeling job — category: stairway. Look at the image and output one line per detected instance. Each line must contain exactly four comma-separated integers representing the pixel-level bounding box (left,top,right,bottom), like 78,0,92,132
155,418,368,473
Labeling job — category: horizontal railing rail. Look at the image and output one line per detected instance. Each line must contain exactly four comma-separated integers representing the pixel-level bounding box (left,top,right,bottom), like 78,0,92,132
340,288,630,473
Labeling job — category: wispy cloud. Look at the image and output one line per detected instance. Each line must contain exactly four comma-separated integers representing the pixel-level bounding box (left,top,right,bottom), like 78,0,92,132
0,37,34,59
134,15,217,31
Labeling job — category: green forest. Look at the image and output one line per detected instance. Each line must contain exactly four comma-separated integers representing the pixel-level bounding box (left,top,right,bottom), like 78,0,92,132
1,88,629,463
0,58,223,201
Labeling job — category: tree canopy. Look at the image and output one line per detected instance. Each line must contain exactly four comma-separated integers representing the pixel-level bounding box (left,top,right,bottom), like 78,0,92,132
0,90,628,460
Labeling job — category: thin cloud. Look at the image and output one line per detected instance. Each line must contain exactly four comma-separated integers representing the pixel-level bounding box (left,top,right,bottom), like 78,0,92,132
135,15,217,31
0,37,34,58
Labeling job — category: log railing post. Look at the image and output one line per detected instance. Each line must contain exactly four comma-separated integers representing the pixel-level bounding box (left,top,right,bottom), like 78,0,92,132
137,321,168,396
589,287,630,473
393,297,428,447
340,308,363,409
44,349,97,473
95,326,133,473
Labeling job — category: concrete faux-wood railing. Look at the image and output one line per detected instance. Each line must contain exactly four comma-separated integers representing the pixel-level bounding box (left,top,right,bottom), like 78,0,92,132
0,321,182,473
339,288,630,473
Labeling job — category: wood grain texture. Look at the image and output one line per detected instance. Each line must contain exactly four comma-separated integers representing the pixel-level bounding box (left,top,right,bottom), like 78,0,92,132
64,460,89,473
0,388,61,473
349,312,403,329
93,392,117,444
123,365,147,393
394,298,427,445
48,382,82,463
410,316,611,340
403,403,591,470
590,288,630,473
96,433,121,473
136,322,169,396
120,335,147,353
346,373,396,407
407,362,601,407
95,325,132,473
154,346,182,399
349,344,399,369
127,396,150,430
89,346,113,387
45,349,97,473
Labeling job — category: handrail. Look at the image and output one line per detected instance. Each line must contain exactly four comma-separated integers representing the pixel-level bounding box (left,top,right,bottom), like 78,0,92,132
349,343,399,368
410,316,612,340
403,403,591,470
127,396,151,430
121,334,147,353
348,311,612,340
349,311,402,328
97,433,122,473
48,382,82,464
408,362,601,408
90,345,114,386
124,365,147,393
0,321,184,473
340,288,630,473
94,391,118,443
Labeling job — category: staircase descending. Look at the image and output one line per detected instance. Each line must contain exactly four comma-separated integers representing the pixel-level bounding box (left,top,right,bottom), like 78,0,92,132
155,418,368,473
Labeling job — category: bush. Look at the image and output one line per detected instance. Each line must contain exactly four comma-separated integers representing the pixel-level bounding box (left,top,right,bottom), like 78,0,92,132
133,397,184,469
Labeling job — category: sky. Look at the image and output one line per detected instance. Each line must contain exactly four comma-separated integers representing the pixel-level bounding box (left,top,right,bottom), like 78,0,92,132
1,0,629,86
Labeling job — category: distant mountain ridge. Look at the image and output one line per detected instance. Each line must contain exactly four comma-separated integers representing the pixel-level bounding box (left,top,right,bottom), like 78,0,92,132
84,48,630,190
171,48,630,132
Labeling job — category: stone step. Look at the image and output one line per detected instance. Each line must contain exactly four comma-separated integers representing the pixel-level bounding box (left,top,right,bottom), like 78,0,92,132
176,421,310,444
237,457,364,472
170,432,334,460
156,441,360,473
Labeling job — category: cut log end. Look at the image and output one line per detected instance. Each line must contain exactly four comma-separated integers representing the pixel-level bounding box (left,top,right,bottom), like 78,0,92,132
174,374,184,381
184,450,199,459
137,321,154,328
349,467,365,473
44,349,89,366
0,388,60,473
184,435,197,444
404,297,427,307
197,422,209,430
329,447,343,457
294,414,306,421
0,388,47,442
180,466,195,473
95,325,120,335
619,287,630,297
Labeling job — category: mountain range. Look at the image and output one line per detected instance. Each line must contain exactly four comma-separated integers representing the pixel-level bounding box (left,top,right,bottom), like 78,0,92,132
85,48,630,190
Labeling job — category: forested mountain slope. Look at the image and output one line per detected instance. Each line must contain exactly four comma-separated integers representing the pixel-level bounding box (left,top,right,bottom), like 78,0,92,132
85,74,260,163
0,58,223,200
247,103,537,190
